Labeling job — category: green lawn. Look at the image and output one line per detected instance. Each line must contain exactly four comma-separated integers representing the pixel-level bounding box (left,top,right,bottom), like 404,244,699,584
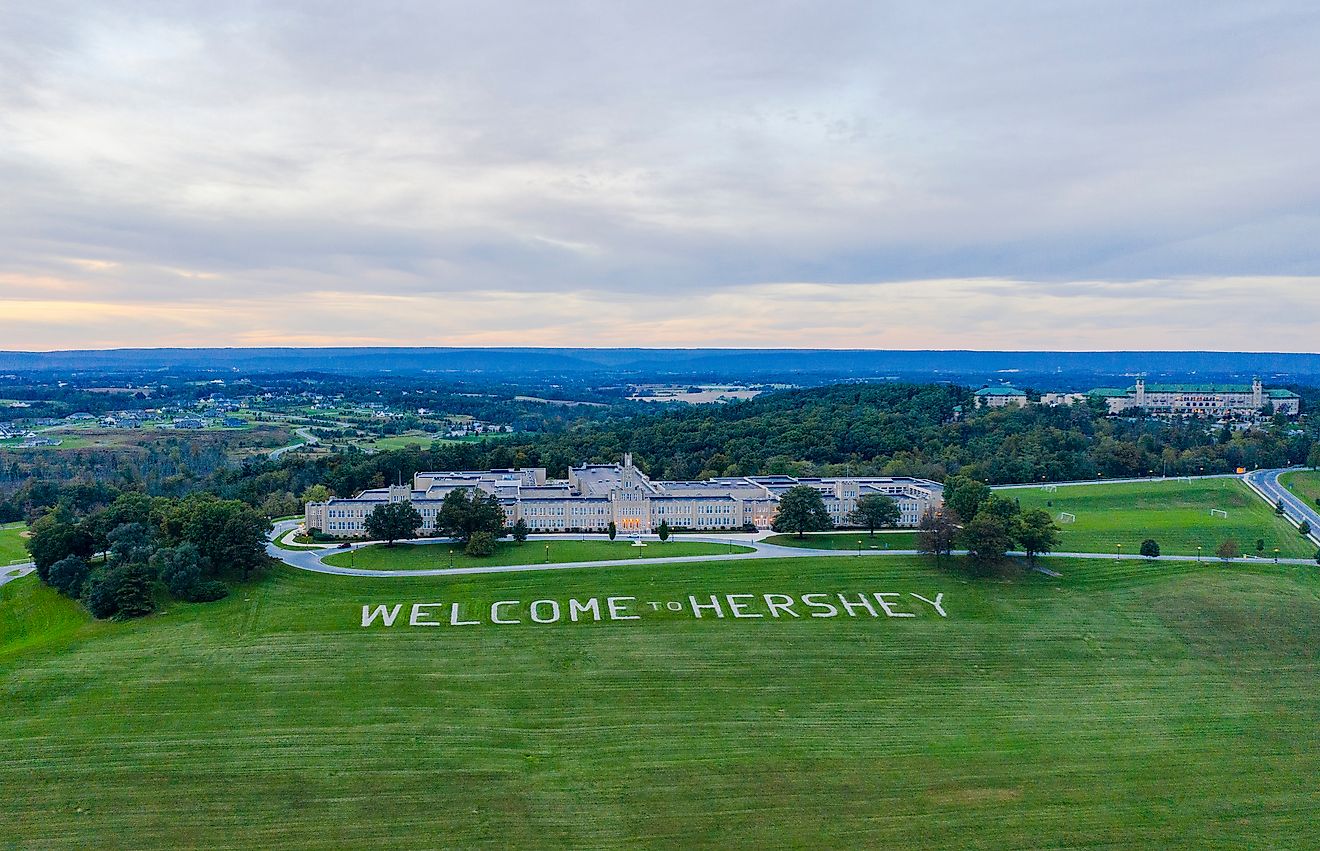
763,531,921,550
3,554,1319,847
362,432,513,451
1008,478,1313,558
1280,470,1320,509
322,539,754,570
0,521,29,565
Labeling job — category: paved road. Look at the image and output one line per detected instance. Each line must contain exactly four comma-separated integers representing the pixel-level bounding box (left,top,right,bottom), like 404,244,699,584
266,521,1318,579
1244,467,1320,547
269,427,319,459
0,565,35,588
994,473,1241,491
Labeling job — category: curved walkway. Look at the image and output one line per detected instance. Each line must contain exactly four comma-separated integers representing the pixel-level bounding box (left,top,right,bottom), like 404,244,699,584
265,520,1319,579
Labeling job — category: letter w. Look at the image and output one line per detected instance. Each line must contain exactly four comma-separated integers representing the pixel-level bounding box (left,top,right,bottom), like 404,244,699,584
362,604,403,627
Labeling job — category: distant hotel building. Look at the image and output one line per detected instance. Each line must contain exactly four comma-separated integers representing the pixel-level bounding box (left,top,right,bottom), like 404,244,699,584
973,386,1029,407
1089,378,1300,417
306,454,943,538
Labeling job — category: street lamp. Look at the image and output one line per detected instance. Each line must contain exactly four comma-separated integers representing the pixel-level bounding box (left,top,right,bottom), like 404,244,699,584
1116,543,1123,561
857,539,863,557
1197,545,1202,563
1274,547,1280,564
544,543,550,563
448,548,453,569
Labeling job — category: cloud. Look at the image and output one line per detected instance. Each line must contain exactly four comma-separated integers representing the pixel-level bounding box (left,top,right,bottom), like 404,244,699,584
1,2,1318,348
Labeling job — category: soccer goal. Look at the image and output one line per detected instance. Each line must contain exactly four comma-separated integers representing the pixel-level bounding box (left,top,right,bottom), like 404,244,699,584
1042,484,1058,493
1058,512,1077,524
1210,509,1228,519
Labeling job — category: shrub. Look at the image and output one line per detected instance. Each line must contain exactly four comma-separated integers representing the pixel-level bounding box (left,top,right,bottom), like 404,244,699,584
47,555,91,598
82,564,157,620
1300,521,1312,537
1216,538,1242,561
465,530,497,558
185,580,229,603
1139,539,1160,558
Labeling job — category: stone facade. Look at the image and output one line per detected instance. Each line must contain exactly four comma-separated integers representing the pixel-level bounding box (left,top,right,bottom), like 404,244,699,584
306,454,943,538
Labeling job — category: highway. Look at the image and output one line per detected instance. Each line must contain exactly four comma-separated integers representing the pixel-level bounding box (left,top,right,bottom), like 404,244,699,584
1243,467,1320,547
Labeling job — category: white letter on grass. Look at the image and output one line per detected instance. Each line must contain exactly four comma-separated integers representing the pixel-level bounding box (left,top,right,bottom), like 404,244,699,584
763,594,800,618
801,594,838,618
726,594,762,618
569,598,601,622
530,599,560,624
607,597,640,621
409,603,441,626
450,603,479,626
910,593,947,617
872,593,915,618
491,601,521,624
362,604,402,627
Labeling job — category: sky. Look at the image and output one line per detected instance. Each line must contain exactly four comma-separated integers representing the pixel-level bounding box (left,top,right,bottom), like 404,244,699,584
2,1,1319,351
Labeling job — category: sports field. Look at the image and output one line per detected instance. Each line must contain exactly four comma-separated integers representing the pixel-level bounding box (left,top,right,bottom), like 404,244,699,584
321,539,754,570
3,554,1319,847
763,531,920,550
1281,470,1320,508
0,521,29,565
1009,478,1313,558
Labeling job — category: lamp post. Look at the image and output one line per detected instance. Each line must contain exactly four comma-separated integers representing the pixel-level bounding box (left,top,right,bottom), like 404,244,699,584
857,539,863,557
1116,543,1123,561
544,543,550,564
1274,547,1280,564
1197,545,1202,563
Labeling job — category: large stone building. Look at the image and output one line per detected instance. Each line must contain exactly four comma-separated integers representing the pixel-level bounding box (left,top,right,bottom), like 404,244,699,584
1089,378,1300,417
305,454,943,538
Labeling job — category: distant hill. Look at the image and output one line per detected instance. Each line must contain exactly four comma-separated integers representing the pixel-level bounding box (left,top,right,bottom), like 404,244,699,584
1,347,1319,379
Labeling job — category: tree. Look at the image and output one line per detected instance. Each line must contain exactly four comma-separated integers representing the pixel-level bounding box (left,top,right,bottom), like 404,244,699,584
917,509,958,566
434,489,505,544
26,511,95,578
1300,520,1312,537
47,555,90,598
771,485,833,538
1216,538,1242,561
607,521,617,541
1255,538,1266,553
943,475,991,523
1140,539,1161,558
656,519,671,542
464,530,497,557
107,522,154,566
364,502,423,547
158,494,270,579
82,564,156,620
152,543,212,600
1016,509,1060,566
301,484,333,503
846,493,900,536
962,510,1016,570
1275,499,1286,516
1308,443,1320,469
511,518,529,543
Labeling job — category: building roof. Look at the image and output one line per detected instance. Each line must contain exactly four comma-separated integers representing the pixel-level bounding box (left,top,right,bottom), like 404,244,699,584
1140,383,1255,393
974,386,1027,396
1267,389,1300,399
1087,387,1130,398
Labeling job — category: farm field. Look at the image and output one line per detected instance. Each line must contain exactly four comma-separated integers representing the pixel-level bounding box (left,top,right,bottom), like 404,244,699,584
2,554,1318,847
763,531,921,550
1008,478,1313,559
360,432,513,451
321,539,754,570
0,522,29,564
1281,470,1320,508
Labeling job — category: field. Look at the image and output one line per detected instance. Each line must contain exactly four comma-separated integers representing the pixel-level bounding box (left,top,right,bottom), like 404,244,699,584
1281,470,1320,508
2,553,1319,847
360,432,513,451
763,531,920,550
0,522,29,565
322,539,753,570
1008,478,1313,558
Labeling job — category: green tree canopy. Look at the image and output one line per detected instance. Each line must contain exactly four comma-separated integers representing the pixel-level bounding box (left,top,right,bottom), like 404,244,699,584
771,485,834,538
364,501,423,547
943,475,991,523
434,489,506,543
846,493,900,536
1016,508,1061,566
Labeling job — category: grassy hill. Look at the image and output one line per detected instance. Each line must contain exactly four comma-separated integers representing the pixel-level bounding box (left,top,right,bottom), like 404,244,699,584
0,521,29,565
321,539,754,571
3,555,1319,847
1281,470,1320,508
1007,478,1313,558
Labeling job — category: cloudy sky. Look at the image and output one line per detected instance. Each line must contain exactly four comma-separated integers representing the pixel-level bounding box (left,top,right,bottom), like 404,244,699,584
2,1,1318,351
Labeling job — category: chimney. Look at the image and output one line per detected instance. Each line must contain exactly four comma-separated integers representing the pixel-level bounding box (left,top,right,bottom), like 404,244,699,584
623,452,633,468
